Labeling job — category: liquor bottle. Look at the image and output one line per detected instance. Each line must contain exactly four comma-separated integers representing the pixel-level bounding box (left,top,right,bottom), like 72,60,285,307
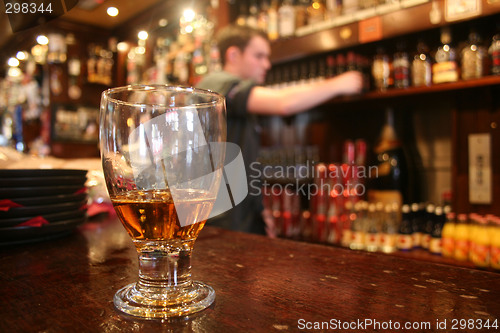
380,203,398,253
365,203,380,252
307,0,326,26
325,0,341,20
258,0,270,32
441,211,456,258
343,0,359,15
421,203,435,250
295,0,309,29
393,43,410,89
489,29,500,75
397,204,413,251
279,0,296,38
372,47,391,91
461,30,487,80
367,108,409,208
411,203,424,249
336,53,346,75
267,0,280,40
326,55,336,78
429,206,444,255
411,40,432,87
432,27,459,84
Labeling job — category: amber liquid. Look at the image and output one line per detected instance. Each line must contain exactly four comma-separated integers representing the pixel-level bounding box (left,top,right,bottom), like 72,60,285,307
112,189,214,243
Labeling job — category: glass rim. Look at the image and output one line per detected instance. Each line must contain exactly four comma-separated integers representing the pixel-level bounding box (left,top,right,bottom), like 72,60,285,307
101,84,225,108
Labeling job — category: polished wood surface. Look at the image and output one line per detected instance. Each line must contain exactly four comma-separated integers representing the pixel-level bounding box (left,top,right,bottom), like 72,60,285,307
1,215,499,332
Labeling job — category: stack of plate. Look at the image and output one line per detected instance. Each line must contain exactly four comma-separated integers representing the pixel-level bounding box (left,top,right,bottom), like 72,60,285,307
0,169,88,245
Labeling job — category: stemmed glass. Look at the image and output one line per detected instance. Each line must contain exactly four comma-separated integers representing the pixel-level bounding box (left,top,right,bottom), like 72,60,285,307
100,85,226,318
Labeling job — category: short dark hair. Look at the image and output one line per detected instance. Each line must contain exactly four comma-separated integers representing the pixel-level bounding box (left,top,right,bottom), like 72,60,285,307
216,24,269,66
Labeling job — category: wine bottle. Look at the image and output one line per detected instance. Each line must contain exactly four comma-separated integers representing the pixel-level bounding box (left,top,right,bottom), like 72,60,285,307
367,108,410,208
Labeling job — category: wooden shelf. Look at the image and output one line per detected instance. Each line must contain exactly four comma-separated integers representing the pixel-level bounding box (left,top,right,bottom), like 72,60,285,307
270,0,500,64
331,75,500,104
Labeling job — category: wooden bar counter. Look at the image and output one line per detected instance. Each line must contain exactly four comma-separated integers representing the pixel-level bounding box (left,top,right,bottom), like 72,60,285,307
1,215,499,332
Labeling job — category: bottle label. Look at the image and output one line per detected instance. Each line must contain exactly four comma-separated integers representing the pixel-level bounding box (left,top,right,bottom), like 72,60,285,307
491,246,500,269
380,233,397,252
454,239,470,261
429,238,442,254
471,243,490,267
412,232,422,248
397,234,413,250
365,233,380,248
341,229,352,247
432,61,458,83
442,237,455,257
421,234,431,249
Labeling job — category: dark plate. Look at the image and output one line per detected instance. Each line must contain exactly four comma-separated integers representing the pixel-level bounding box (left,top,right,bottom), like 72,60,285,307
0,175,87,187
0,169,87,178
0,186,85,199
0,200,87,219
0,209,86,228
6,193,87,206
0,216,87,246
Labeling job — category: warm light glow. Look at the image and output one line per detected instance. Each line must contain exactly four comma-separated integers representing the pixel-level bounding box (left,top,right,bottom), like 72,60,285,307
7,67,22,78
135,46,146,55
117,42,128,52
107,7,119,17
37,35,49,45
312,2,320,9
158,18,168,27
185,25,193,33
16,51,27,60
8,57,20,67
183,9,196,22
138,30,148,40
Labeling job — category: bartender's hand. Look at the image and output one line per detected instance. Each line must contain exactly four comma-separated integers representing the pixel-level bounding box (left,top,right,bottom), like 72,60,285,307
334,71,364,96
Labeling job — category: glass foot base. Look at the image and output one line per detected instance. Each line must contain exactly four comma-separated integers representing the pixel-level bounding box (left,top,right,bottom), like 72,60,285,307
114,281,215,319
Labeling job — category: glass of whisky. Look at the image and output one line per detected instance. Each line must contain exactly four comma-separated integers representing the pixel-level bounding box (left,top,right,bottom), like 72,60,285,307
99,85,226,318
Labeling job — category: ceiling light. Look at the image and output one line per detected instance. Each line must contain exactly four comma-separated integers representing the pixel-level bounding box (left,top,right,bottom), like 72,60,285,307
183,9,196,22
8,57,20,67
16,51,27,60
107,7,119,17
117,42,128,52
138,31,148,41
36,35,49,45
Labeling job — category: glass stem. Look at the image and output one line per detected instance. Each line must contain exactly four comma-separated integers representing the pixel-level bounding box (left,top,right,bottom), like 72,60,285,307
136,242,194,298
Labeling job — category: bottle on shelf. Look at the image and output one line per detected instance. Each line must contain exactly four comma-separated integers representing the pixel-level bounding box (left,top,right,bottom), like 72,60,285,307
429,206,444,255
432,26,459,84
489,28,500,75
470,215,491,268
421,203,435,250
295,0,310,29
367,108,410,208
490,216,500,270
279,0,297,38
411,40,432,87
342,0,359,15
393,42,410,89
307,0,326,26
258,0,270,32
411,203,424,249
441,211,456,258
364,202,380,252
461,30,487,80
454,214,470,261
325,0,342,20
396,204,413,251
371,47,391,91
267,0,280,40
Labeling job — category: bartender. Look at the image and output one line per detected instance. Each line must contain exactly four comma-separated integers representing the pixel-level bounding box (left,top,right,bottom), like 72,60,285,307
196,24,363,235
